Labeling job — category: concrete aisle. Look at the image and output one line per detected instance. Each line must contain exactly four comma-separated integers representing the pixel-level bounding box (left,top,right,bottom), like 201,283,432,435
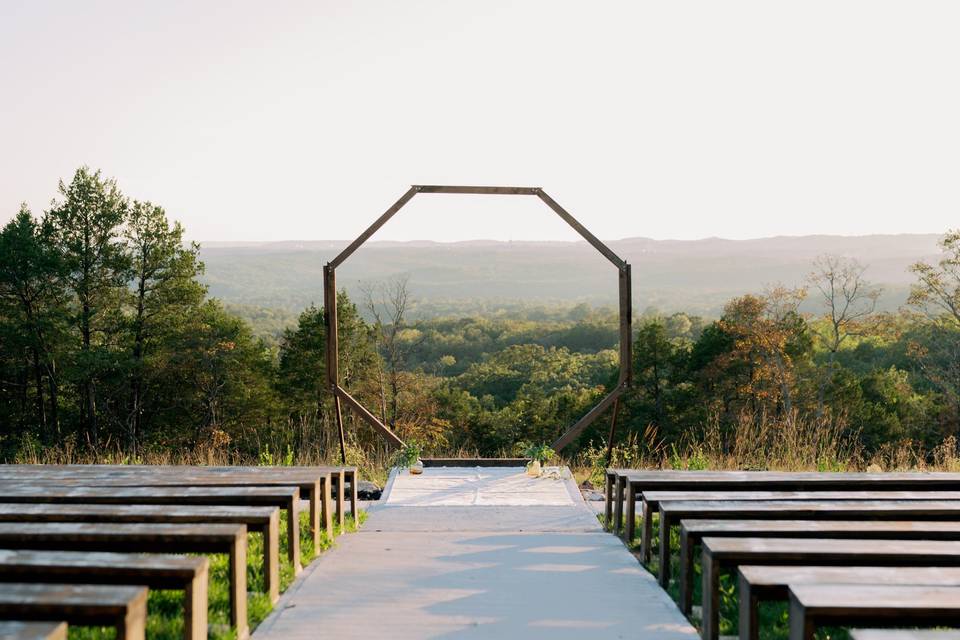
253,468,698,639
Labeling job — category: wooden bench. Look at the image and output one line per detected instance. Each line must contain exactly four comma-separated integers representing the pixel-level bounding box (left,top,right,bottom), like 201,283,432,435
788,584,960,640
656,498,960,597
0,464,346,543
0,583,147,640
0,522,245,635
676,519,960,613
0,550,209,640
852,631,960,640
700,537,960,640
0,503,279,602
0,484,302,573
0,621,67,640
637,489,960,563
737,565,960,640
605,468,960,535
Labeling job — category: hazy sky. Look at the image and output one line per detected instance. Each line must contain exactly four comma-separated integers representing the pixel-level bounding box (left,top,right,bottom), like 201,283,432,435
2,1,958,242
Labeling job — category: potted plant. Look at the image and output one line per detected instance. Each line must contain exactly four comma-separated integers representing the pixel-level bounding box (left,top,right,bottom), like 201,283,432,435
394,442,424,475
524,443,555,477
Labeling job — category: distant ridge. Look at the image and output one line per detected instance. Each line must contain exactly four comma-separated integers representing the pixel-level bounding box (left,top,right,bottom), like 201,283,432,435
197,234,944,317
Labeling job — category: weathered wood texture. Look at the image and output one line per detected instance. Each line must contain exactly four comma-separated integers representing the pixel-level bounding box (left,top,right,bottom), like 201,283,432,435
606,468,960,534
0,522,244,635
788,584,960,640
0,583,148,640
0,550,209,640
0,484,301,572
738,565,960,640
640,488,960,562
0,503,279,602
851,631,960,640
677,519,960,614
701,537,960,640
0,621,67,640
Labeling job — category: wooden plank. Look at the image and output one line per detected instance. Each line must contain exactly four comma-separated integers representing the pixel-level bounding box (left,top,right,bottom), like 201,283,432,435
0,484,300,574
638,489,960,577
678,519,960,615
550,385,624,451
0,522,243,637
335,385,404,448
0,621,67,640
610,468,960,535
535,190,625,268
657,497,960,597
0,503,279,604
738,565,960,640
851,631,960,640
788,584,960,640
0,465,340,542
0,550,208,640
0,583,148,640
412,185,541,195
701,537,960,640
328,186,418,269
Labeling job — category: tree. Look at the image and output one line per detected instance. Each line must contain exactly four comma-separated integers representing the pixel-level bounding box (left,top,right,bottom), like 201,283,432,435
910,231,960,325
808,255,881,413
124,201,205,451
45,168,130,445
0,205,67,441
362,276,417,429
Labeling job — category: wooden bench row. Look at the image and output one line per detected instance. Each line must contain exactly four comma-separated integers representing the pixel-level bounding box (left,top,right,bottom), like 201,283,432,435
604,469,960,640
0,464,359,640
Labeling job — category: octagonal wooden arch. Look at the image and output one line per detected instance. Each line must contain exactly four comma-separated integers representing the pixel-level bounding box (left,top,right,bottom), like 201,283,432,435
323,185,632,462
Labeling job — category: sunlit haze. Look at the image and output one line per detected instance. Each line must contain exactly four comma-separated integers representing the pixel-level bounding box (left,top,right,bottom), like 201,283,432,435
3,1,958,242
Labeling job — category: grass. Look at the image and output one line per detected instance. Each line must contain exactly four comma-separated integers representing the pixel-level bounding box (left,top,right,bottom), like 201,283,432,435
619,512,850,640
69,509,367,639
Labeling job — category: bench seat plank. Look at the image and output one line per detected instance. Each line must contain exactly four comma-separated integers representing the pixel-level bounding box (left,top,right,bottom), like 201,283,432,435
606,468,960,534
636,489,960,557
788,584,960,640
0,621,67,640
0,503,279,603
0,550,209,640
0,522,245,636
852,631,960,640
737,565,960,640
676,519,960,613
700,537,960,640
0,485,300,573
0,583,147,640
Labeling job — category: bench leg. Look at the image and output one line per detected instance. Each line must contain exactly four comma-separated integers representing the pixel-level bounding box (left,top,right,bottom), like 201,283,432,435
701,552,721,640
738,571,760,640
604,472,613,530
658,513,671,588
230,535,249,640
335,471,345,529
642,502,654,563
347,469,358,519
678,529,695,614
118,590,148,640
788,597,814,640
286,499,301,574
184,564,209,640
320,476,333,539
263,514,280,604
613,476,625,535
308,479,321,550
625,489,637,545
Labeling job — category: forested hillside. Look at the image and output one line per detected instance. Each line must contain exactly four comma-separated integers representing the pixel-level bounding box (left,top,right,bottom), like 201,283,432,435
2,168,959,468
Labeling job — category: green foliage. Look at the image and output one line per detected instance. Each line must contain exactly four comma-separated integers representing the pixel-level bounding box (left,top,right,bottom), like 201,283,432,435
523,442,555,464
393,441,423,469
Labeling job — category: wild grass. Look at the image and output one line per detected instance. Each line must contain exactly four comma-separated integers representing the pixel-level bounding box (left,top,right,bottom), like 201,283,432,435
68,510,366,639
